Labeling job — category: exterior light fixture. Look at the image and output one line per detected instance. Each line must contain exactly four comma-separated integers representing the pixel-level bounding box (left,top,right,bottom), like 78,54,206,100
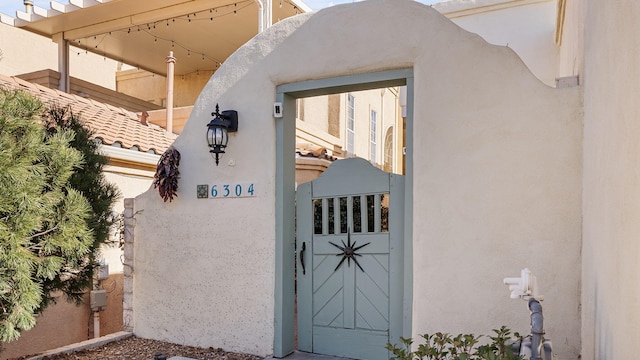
206,104,238,165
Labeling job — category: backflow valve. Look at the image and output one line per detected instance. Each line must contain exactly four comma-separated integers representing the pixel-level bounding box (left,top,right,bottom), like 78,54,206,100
503,268,553,360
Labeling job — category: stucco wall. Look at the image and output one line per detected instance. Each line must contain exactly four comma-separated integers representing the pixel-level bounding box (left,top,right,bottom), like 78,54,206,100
436,0,560,87
581,0,640,358
132,0,582,357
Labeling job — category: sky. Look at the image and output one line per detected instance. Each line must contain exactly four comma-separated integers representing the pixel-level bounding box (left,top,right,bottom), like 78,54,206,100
0,0,50,16
0,0,443,16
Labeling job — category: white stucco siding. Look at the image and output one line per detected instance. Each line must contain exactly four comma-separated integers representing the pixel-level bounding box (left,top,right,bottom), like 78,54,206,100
410,12,582,358
132,21,286,354
581,1,640,358
132,0,582,357
414,48,582,356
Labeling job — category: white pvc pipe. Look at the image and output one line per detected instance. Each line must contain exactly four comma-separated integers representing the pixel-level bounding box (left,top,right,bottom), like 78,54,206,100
93,311,100,338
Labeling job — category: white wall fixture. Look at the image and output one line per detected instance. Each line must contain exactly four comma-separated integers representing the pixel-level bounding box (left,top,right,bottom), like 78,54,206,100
504,268,543,301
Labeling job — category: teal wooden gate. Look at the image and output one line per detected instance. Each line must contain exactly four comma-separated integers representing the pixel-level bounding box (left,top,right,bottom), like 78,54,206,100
297,158,405,360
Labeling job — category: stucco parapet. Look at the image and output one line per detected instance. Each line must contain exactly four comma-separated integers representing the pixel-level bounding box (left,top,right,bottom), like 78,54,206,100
434,0,553,17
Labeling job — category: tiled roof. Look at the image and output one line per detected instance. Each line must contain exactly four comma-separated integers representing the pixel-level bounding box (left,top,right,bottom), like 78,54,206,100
0,74,175,155
296,143,338,161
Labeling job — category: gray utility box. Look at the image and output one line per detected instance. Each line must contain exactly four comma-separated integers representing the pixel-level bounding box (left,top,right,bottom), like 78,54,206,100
90,289,107,311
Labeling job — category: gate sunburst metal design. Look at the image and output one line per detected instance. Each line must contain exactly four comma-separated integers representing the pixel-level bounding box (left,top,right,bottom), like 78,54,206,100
329,229,370,272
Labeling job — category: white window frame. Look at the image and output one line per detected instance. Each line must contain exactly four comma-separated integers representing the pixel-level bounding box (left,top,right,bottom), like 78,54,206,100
370,109,377,164
347,94,355,156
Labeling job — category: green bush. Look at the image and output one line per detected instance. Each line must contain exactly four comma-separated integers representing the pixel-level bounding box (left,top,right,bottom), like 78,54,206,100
386,326,524,360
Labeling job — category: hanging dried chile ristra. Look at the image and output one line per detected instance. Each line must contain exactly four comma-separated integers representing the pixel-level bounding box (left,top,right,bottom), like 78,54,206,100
153,146,181,202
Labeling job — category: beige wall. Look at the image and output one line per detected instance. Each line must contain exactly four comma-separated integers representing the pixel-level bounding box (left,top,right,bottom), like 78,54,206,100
0,23,118,89
0,274,123,360
117,68,214,108
436,0,560,87
132,1,582,358
581,0,640,358
557,0,584,80
102,163,156,275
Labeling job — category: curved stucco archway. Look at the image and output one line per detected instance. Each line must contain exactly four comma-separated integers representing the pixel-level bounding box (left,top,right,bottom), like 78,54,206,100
132,0,582,358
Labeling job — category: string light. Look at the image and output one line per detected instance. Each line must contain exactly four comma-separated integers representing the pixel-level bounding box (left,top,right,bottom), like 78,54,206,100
70,0,298,73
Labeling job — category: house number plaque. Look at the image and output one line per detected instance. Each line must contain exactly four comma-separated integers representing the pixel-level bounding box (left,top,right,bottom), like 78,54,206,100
196,182,256,199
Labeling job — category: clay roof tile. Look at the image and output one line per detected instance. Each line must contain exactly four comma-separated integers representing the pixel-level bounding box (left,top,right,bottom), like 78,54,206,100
0,73,174,155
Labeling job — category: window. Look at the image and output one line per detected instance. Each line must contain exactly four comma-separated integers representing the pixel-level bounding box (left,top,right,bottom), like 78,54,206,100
347,94,355,155
370,110,377,164
296,98,304,121
384,127,393,173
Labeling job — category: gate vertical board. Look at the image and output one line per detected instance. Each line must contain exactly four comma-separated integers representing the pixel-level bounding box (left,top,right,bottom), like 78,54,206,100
297,181,313,352
297,158,405,360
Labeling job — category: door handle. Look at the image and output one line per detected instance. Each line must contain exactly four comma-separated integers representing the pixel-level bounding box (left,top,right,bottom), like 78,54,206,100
300,242,306,275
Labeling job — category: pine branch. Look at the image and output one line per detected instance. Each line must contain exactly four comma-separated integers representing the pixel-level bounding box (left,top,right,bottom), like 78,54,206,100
27,225,59,240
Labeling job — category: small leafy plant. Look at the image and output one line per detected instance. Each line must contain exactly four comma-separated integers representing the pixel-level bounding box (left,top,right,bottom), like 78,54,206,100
386,326,524,360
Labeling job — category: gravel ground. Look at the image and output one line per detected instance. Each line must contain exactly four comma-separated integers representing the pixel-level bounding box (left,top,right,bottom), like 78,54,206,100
26,336,263,360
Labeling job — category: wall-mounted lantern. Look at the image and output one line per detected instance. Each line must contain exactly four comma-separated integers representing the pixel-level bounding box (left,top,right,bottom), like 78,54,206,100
206,104,238,165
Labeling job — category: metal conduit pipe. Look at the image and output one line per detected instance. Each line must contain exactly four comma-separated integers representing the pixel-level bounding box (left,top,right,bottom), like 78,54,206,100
528,298,544,360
